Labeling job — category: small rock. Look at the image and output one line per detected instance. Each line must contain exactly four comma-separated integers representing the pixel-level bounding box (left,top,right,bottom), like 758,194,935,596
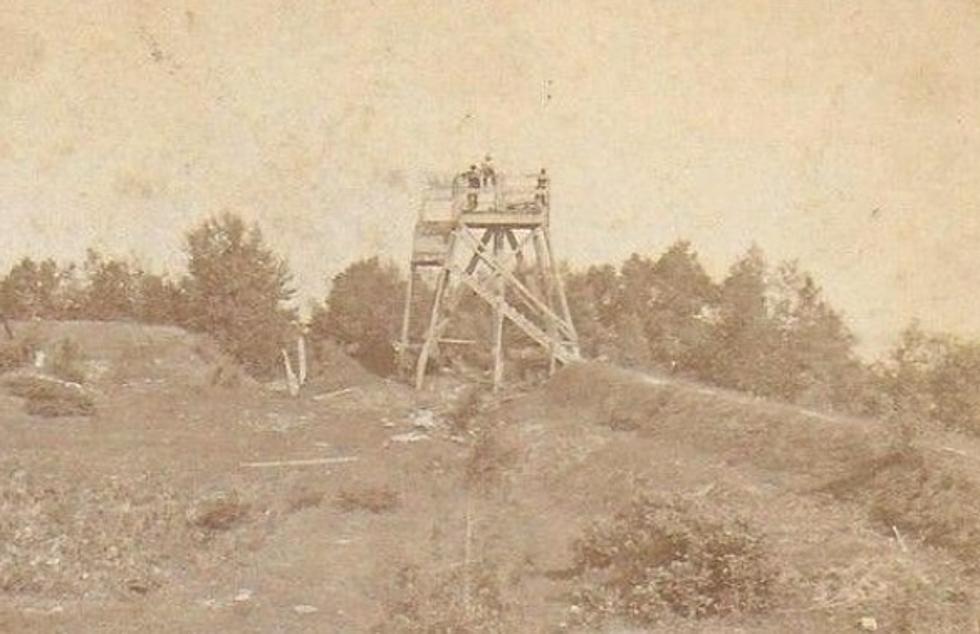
293,604,319,614
410,409,438,430
860,616,878,631
234,589,253,602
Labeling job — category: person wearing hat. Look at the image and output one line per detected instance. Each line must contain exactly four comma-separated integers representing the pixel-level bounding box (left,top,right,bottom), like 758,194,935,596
535,168,549,208
480,154,496,187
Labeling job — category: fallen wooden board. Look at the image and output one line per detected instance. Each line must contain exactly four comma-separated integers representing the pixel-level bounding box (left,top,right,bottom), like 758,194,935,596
312,387,357,401
240,456,359,468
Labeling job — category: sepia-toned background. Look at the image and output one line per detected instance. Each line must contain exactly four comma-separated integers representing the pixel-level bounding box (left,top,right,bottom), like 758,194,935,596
2,0,978,356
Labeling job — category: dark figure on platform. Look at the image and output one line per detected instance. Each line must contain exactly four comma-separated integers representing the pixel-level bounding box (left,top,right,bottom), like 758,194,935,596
535,168,549,208
466,165,480,210
480,154,496,187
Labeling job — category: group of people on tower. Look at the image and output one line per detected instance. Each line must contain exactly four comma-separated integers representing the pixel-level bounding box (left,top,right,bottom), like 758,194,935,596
454,155,549,211
455,155,496,211
463,155,496,188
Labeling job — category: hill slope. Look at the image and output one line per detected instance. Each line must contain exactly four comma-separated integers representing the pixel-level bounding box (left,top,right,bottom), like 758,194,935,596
2,324,979,632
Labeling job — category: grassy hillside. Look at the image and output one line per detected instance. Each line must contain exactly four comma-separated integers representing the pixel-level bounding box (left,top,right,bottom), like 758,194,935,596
1,323,978,632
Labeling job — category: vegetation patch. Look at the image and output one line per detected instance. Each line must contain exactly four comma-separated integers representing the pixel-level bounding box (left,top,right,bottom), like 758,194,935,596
0,338,31,373
47,337,87,384
185,488,250,531
819,448,980,568
336,483,399,514
569,495,776,627
0,463,188,597
375,562,519,633
2,373,95,417
465,425,521,494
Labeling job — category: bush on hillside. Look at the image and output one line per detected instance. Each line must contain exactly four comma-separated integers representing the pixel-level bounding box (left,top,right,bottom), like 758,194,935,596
570,495,776,627
2,374,95,417
48,337,87,384
0,338,31,373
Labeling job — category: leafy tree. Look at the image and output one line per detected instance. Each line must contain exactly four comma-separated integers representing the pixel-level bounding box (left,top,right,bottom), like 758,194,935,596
644,241,719,375
0,257,75,319
769,261,860,407
182,213,297,376
879,322,980,432
565,265,618,358
885,321,947,415
134,272,186,325
929,340,980,433
610,312,653,368
616,254,658,319
81,249,140,320
569,245,719,375
703,245,783,395
309,257,405,375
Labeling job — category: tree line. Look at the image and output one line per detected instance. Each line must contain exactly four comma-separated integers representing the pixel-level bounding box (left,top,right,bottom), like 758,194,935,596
0,214,296,377
2,213,978,435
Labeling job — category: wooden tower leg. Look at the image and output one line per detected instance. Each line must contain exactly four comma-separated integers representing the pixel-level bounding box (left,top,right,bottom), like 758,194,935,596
542,230,578,346
415,233,457,389
415,268,447,389
399,264,415,373
531,228,559,375
491,230,505,392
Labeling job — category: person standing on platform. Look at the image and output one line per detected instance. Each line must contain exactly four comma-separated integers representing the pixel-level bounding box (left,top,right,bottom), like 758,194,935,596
466,164,480,210
480,154,496,187
535,168,549,208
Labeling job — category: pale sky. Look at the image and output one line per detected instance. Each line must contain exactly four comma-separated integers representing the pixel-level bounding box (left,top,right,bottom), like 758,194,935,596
2,1,979,357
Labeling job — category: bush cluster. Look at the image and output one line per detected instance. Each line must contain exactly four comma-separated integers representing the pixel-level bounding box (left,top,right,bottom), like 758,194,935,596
571,495,776,626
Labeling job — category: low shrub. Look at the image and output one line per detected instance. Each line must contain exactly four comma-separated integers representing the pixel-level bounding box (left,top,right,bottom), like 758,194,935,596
2,374,95,417
48,337,86,384
185,489,249,531
0,339,31,373
570,495,776,627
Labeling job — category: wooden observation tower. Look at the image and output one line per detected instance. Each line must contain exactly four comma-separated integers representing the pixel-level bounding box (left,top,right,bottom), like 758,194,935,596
399,167,580,390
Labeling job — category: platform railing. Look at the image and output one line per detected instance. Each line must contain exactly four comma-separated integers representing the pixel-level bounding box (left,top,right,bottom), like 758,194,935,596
417,172,550,225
